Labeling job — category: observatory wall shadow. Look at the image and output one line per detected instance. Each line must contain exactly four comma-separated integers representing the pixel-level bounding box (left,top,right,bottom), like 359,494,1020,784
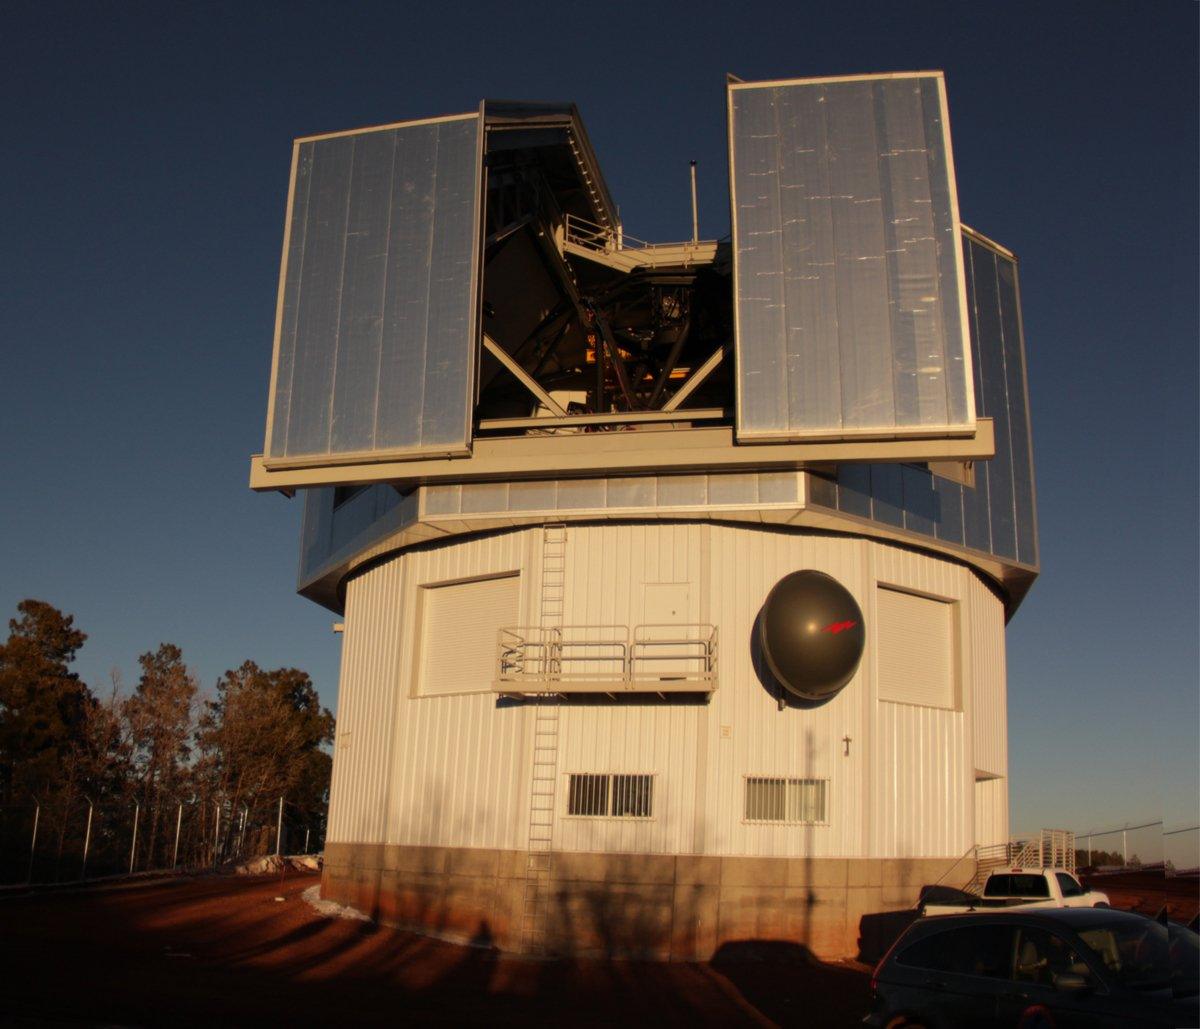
323,841,956,961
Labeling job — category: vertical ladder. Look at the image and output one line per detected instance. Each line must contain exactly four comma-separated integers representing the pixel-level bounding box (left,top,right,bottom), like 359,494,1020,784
521,525,566,951
539,523,566,633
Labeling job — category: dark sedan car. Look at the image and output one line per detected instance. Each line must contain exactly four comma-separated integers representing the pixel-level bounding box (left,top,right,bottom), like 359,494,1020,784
864,907,1198,1028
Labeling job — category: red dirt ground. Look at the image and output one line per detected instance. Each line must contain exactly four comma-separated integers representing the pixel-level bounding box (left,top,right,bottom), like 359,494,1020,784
0,872,871,1027
1081,869,1200,924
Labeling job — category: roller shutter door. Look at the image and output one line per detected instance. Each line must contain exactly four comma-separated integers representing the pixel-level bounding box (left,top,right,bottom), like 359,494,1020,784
877,586,954,708
418,574,519,695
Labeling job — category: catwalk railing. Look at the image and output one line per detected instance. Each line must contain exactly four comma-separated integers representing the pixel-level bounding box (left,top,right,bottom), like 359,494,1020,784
560,214,720,270
495,623,718,695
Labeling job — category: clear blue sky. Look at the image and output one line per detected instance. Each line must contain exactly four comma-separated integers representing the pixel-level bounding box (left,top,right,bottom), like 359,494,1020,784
3,1,1196,836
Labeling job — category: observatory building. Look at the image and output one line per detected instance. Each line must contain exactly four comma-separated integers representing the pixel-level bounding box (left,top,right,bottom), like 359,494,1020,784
251,72,1037,958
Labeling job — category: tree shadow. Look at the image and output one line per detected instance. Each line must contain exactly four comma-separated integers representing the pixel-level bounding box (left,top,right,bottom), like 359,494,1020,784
710,939,870,1027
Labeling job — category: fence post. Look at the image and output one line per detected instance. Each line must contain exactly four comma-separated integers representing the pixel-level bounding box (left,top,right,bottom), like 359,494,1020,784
304,828,310,854
172,802,182,869
80,800,94,881
27,802,40,884
1122,828,1128,867
213,801,221,868
276,796,283,856
129,801,140,875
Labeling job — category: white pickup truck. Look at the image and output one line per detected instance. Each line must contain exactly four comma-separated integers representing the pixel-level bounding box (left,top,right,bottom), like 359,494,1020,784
921,868,1110,916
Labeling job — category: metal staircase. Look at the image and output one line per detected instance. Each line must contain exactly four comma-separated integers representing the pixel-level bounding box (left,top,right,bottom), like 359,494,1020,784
961,830,1078,892
520,525,567,951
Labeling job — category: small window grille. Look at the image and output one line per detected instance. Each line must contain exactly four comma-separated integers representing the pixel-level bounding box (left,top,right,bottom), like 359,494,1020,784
567,773,653,818
612,774,653,818
744,777,827,824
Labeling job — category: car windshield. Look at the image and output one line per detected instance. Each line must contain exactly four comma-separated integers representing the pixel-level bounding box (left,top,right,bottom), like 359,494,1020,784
1077,919,1172,990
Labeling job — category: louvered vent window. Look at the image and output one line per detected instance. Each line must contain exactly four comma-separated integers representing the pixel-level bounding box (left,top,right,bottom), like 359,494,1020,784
567,773,653,818
744,777,827,824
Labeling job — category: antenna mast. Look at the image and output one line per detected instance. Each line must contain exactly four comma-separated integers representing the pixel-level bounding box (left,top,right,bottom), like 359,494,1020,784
690,161,699,243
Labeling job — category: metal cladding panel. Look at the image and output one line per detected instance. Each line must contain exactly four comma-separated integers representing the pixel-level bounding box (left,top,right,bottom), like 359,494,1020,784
386,529,533,850
967,572,1008,780
868,543,973,858
808,232,1037,574
555,524,703,856
729,74,974,442
996,254,1037,566
326,552,406,845
325,528,535,850
706,526,869,857
970,244,1016,559
974,779,1009,848
423,471,801,519
874,703,969,858
327,522,995,857
298,484,418,588
266,113,483,464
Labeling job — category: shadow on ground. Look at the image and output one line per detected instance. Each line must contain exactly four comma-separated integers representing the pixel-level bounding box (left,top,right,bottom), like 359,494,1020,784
710,940,871,1027
0,872,874,1026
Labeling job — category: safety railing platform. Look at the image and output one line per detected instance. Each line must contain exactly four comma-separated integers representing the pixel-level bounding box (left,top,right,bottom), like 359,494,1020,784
559,214,720,272
494,623,718,696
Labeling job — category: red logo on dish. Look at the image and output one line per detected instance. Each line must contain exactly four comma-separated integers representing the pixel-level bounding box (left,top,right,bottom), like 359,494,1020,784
822,620,857,635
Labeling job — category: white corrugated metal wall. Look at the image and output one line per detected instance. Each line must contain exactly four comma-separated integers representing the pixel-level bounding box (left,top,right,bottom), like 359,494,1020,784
326,521,1008,859
869,543,975,858
706,525,868,857
968,571,1009,846
974,779,1009,847
328,528,537,850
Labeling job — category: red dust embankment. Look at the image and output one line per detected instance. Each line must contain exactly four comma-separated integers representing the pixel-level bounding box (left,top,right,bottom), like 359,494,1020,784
1082,869,1200,924
0,872,870,1027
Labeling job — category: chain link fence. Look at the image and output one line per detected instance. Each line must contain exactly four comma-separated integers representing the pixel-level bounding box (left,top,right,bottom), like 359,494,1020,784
1073,820,1164,872
1164,825,1200,877
0,795,326,886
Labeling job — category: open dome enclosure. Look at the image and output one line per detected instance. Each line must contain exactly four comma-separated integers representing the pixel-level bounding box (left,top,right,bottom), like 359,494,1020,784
251,72,1037,959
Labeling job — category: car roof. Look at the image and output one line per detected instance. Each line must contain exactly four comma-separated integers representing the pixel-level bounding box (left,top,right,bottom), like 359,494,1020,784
906,906,1152,936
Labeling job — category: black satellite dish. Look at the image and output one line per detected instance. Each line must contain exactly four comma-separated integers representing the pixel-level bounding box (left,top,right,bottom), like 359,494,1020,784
759,570,865,701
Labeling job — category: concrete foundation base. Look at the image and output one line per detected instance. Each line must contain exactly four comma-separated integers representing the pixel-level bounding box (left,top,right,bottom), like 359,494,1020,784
322,843,957,960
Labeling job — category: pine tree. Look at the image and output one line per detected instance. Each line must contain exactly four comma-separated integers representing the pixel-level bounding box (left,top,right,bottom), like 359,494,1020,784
196,661,334,857
0,600,93,805
124,644,197,866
